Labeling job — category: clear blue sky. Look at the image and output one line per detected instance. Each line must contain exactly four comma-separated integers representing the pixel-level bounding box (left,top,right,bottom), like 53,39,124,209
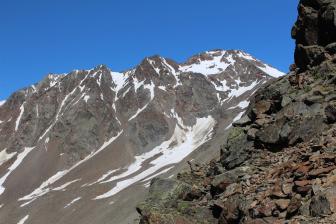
0,0,298,100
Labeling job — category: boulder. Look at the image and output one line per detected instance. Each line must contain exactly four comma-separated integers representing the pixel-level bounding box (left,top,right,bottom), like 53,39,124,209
294,45,326,71
326,42,336,54
253,100,271,116
220,127,253,169
325,104,336,123
233,115,251,127
218,194,245,224
275,199,291,211
256,124,282,145
310,195,332,217
286,195,302,218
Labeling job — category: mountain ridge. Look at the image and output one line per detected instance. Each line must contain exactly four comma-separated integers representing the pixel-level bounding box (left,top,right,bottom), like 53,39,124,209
0,48,283,224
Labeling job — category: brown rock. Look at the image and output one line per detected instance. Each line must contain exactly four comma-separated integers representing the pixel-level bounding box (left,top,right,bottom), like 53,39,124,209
286,195,302,218
282,183,294,196
324,174,336,187
295,185,312,195
295,165,311,175
275,199,291,211
255,118,271,127
253,100,271,116
325,186,336,213
222,183,242,198
247,128,258,140
272,181,287,198
309,166,336,177
294,179,312,187
257,200,277,217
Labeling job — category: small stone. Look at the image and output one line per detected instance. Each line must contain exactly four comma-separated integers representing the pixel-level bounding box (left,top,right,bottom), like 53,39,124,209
294,165,311,179
275,199,291,211
222,183,242,198
326,42,336,54
247,128,258,140
309,166,336,177
282,183,294,196
325,105,336,123
257,200,277,217
294,180,312,187
253,100,271,115
304,95,324,105
281,96,292,107
310,195,331,217
325,94,336,102
272,181,287,198
233,115,251,127
286,194,302,218
324,174,336,187
295,185,312,195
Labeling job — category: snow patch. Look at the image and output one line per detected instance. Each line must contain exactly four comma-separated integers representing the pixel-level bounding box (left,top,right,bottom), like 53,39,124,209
64,197,81,208
0,149,17,166
141,166,174,183
95,115,216,199
229,81,259,98
83,95,90,103
179,51,230,75
111,72,127,93
228,100,250,110
15,103,25,131
225,111,245,130
257,64,285,78
53,179,81,191
19,170,69,204
0,147,35,195
17,215,29,224
20,131,123,204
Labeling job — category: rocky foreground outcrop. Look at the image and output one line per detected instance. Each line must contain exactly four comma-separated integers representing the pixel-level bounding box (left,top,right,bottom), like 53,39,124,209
293,0,336,72
137,0,336,223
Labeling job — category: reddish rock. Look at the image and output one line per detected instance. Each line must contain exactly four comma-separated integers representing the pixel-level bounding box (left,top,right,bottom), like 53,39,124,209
275,199,291,211
294,179,312,187
309,166,336,177
257,200,277,217
295,165,311,176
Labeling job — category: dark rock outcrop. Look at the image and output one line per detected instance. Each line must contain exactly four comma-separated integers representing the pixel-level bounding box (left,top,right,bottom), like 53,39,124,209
292,0,336,71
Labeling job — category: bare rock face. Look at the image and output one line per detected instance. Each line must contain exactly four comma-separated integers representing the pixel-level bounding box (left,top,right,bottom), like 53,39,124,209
292,0,336,71
0,50,282,224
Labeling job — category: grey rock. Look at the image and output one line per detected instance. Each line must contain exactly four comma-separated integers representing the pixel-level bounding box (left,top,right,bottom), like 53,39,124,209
326,42,336,54
310,195,332,217
325,104,336,123
220,127,253,169
232,115,251,127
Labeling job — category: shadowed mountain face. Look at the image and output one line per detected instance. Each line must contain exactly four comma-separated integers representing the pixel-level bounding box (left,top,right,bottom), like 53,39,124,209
0,49,283,224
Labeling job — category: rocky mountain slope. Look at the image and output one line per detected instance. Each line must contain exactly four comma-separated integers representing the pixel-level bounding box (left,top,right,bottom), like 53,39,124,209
0,50,283,224
137,1,336,223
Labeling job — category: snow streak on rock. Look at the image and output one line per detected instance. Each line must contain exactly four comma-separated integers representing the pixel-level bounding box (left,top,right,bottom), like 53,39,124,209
94,115,216,199
0,147,35,195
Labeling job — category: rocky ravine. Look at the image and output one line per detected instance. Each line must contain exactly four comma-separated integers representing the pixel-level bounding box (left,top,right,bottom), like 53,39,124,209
0,50,283,224
137,1,336,224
